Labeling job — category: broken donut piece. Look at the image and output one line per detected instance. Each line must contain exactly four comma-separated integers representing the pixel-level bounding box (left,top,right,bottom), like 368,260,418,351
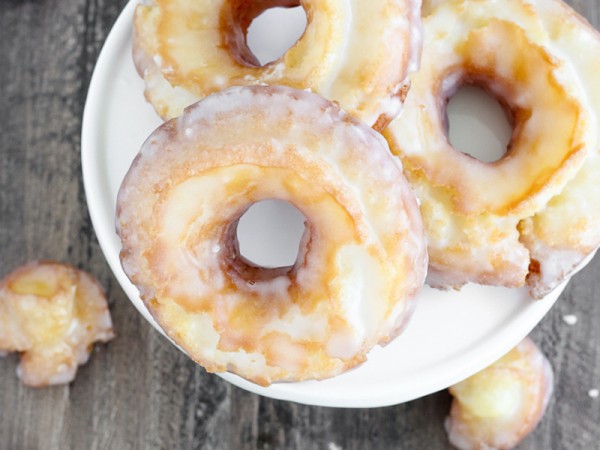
0,261,114,387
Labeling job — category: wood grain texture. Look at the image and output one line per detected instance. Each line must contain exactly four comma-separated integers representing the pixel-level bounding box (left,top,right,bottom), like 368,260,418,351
0,0,599,449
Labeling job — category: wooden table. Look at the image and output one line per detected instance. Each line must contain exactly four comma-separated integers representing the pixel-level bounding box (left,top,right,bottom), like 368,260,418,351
1,1,599,448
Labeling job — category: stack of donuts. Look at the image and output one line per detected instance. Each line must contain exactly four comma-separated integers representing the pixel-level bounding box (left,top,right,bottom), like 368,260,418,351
116,0,600,386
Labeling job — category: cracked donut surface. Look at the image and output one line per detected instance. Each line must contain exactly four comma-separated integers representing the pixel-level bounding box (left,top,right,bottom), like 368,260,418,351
385,0,600,298
0,261,114,387
116,85,427,385
132,0,423,129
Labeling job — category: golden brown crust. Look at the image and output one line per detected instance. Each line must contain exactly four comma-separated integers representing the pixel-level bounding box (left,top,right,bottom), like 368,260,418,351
446,338,553,450
132,0,423,128
0,261,114,387
385,0,597,296
116,85,427,385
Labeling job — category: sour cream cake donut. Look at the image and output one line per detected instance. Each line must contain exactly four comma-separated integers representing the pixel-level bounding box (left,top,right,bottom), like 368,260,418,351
132,0,423,130
0,261,114,387
446,338,553,450
385,0,600,298
116,86,427,385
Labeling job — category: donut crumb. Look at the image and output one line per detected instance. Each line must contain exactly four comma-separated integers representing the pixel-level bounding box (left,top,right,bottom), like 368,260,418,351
562,314,578,326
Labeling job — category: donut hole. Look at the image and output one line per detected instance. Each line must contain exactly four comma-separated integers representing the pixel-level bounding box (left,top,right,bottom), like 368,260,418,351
246,5,307,66
235,199,307,269
446,85,513,163
224,0,307,67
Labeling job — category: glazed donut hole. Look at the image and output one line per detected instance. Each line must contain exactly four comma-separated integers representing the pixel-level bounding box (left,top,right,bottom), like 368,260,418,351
223,0,307,67
444,75,513,164
162,167,353,301
245,4,307,66
230,199,308,278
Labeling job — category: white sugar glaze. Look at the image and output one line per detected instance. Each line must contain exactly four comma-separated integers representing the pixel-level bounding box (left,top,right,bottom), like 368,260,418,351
386,0,600,298
116,86,427,385
132,0,423,129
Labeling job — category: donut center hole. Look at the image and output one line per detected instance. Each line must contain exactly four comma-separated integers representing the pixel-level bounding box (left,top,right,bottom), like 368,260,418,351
236,199,307,269
446,85,512,163
246,5,307,66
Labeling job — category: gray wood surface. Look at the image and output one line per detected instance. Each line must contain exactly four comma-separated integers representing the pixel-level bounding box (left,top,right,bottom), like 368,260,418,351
1,0,599,448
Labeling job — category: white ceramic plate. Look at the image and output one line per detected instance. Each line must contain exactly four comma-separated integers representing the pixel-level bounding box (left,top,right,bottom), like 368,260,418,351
82,1,568,408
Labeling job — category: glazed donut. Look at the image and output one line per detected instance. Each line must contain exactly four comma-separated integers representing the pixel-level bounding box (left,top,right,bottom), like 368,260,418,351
0,261,114,387
384,0,600,298
132,0,423,130
446,338,553,450
116,85,427,385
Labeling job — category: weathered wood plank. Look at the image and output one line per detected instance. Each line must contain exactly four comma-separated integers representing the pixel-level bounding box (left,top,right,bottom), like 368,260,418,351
0,0,599,449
